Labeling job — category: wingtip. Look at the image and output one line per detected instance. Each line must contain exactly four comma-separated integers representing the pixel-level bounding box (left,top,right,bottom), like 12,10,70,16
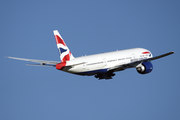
6,56,13,59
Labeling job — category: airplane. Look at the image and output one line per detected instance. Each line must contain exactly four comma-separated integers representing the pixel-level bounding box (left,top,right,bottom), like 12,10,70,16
7,30,174,80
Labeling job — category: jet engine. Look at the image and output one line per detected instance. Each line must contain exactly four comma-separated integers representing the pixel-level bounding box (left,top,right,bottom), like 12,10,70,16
136,62,153,74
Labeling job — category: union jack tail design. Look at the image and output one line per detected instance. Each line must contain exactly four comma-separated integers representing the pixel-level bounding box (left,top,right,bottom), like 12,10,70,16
53,30,74,62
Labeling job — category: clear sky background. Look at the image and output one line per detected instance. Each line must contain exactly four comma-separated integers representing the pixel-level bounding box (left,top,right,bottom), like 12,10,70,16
1,0,180,120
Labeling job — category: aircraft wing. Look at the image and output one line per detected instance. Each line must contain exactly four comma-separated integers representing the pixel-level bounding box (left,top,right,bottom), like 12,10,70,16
144,51,174,61
7,56,60,67
7,56,86,68
109,51,174,71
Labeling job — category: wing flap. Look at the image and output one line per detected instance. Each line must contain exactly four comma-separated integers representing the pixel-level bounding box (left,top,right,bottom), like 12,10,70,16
26,64,56,67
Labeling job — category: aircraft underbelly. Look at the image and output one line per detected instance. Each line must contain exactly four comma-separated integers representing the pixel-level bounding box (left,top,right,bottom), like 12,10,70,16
66,62,108,75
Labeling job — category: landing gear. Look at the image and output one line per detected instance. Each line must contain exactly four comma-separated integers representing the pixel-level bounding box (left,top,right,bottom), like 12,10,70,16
95,72,115,80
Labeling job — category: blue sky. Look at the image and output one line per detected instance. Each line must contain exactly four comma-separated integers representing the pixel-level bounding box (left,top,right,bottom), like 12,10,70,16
1,0,180,120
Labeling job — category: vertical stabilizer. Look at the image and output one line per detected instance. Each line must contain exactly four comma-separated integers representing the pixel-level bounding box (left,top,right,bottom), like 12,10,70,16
53,30,74,62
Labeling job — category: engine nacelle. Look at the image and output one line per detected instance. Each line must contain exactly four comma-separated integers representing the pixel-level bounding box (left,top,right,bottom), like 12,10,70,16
56,62,66,70
136,62,153,74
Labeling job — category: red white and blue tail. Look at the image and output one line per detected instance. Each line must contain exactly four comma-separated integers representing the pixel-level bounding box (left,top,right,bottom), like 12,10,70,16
53,30,74,62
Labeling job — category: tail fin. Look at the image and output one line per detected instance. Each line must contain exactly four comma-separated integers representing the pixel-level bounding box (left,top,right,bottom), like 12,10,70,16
53,30,74,62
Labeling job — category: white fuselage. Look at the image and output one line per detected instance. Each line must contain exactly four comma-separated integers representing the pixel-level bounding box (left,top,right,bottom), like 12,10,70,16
63,48,153,75
7,30,174,79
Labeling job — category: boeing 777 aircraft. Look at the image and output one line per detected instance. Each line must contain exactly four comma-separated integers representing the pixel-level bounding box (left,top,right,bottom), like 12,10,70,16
7,30,174,79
